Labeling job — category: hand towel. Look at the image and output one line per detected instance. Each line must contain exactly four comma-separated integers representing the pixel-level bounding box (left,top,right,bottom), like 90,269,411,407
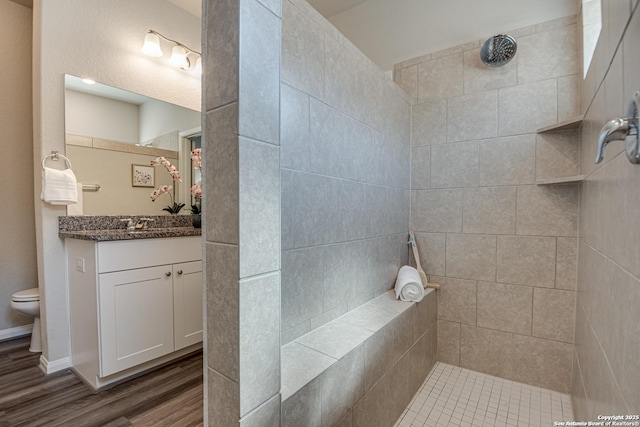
66,183,84,215
41,166,78,205
394,265,425,302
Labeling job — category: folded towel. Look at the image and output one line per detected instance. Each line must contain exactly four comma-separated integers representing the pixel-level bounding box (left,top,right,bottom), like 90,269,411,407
41,167,78,205
395,265,425,302
67,183,84,215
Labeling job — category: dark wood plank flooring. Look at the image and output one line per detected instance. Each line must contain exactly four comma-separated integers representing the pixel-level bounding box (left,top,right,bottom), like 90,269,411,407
0,337,203,427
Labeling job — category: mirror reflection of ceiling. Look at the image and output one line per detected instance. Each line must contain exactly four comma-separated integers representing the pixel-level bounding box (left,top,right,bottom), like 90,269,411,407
173,0,577,71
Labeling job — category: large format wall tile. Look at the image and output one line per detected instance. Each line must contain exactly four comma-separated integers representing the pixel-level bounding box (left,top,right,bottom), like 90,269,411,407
281,84,310,171
437,320,461,366
207,243,240,382
477,281,533,335
412,99,447,146
498,80,557,136
557,74,580,121
394,65,418,99
460,325,513,380
463,48,517,93
535,131,580,180
240,394,280,427
478,134,536,186
432,276,477,325
414,232,446,276
510,334,573,393
556,237,577,290
204,0,239,112
497,235,556,288
446,91,498,142
445,234,497,282
463,186,516,234
205,105,239,245
291,172,338,247
239,138,280,278
238,0,280,144
532,288,575,343
417,53,463,102
517,24,579,83
239,272,280,416
411,146,431,189
322,346,366,427
282,247,324,330
411,189,463,233
281,0,324,100
516,185,578,236
282,379,321,427
430,141,479,188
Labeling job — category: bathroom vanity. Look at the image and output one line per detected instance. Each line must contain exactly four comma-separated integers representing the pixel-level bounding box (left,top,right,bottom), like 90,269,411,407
64,227,202,390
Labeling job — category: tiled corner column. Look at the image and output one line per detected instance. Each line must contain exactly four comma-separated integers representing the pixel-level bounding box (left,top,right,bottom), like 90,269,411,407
203,0,282,425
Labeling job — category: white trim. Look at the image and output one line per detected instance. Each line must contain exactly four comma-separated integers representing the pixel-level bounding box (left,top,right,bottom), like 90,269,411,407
0,324,33,341
39,355,72,374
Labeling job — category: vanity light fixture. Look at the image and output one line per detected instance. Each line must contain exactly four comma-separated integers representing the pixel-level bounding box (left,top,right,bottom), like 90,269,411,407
81,78,96,85
141,29,201,72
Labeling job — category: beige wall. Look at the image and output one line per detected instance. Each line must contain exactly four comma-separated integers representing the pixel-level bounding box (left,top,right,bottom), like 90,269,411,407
66,144,177,216
572,0,640,419
397,16,581,393
0,1,36,336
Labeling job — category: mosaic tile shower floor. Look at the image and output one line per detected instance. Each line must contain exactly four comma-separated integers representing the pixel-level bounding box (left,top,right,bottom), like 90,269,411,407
395,362,574,427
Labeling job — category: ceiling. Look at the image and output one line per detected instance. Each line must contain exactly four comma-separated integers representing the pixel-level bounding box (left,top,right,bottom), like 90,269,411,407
306,0,369,17
172,0,578,71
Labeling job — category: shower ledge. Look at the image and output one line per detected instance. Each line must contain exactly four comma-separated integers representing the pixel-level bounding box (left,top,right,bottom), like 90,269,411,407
537,115,584,133
536,175,586,185
281,289,436,402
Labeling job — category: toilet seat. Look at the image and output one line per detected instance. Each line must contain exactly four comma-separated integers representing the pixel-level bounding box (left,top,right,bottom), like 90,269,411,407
12,288,39,302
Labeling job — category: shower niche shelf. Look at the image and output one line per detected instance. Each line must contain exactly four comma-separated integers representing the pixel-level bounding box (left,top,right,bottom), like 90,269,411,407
537,115,584,133
536,175,586,185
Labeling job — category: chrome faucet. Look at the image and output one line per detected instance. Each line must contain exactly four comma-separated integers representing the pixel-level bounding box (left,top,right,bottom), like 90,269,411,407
135,218,154,230
596,91,640,164
119,218,135,232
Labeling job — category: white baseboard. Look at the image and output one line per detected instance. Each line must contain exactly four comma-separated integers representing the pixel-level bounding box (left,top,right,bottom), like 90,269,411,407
0,324,33,341
39,354,71,374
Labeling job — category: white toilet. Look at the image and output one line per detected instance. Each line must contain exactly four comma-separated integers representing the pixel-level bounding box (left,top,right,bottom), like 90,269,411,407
11,288,41,352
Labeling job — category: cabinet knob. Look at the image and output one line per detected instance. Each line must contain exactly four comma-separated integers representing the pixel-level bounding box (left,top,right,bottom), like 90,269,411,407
177,270,183,275
166,272,172,277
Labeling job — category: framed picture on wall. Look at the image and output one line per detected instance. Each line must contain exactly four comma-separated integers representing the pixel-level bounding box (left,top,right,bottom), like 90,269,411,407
131,164,155,187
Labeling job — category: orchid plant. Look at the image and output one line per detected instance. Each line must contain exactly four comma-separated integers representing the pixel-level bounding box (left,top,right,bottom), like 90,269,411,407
190,148,202,215
150,157,185,214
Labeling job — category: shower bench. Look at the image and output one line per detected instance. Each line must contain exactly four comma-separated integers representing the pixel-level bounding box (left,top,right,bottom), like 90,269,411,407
281,289,437,427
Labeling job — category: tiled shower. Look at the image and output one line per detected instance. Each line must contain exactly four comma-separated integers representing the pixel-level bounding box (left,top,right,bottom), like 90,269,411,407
202,0,640,425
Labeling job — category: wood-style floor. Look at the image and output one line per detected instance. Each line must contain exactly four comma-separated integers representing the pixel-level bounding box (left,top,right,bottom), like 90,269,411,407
0,337,203,427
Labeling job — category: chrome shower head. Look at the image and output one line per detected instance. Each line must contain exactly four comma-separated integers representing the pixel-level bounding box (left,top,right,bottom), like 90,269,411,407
480,34,517,67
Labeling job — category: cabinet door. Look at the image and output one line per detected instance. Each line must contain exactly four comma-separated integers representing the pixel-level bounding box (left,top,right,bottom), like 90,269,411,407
99,265,174,377
173,261,203,350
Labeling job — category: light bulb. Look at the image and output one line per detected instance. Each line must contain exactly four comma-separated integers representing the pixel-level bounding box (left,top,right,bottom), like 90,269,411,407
141,32,163,57
195,57,202,74
170,45,189,69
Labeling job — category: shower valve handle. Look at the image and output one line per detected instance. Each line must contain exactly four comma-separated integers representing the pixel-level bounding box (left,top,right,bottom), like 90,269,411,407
596,91,640,165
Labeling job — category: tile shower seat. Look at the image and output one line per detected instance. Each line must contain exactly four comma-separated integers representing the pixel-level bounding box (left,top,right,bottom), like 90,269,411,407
281,289,437,427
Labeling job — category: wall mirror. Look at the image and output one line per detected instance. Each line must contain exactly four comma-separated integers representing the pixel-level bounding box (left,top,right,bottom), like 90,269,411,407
64,74,201,216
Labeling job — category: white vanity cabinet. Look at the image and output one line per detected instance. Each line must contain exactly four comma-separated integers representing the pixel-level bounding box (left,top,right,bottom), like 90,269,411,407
66,236,202,389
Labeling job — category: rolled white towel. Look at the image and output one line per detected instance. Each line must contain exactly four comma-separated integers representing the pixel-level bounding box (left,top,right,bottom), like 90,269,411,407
41,166,78,205
395,265,425,302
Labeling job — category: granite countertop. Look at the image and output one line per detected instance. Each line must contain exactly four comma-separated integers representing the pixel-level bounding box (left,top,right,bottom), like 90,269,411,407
58,215,201,241
60,227,201,241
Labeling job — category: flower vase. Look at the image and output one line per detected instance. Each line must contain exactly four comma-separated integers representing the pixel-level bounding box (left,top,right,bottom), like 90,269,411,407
192,213,201,228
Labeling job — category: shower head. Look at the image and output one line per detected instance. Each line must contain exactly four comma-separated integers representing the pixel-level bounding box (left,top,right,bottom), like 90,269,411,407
480,34,517,67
